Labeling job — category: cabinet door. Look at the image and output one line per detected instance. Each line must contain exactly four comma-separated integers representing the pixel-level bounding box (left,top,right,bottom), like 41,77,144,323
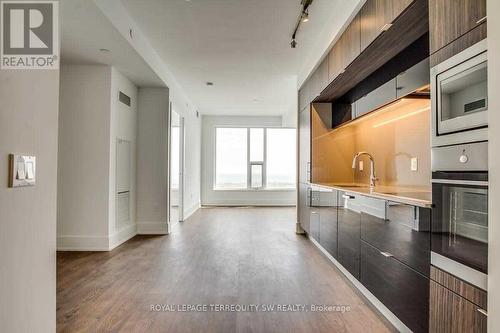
361,202,431,276
360,0,394,50
361,241,429,333
328,14,361,82
319,189,338,258
337,192,361,279
309,186,321,241
396,58,430,98
313,57,329,96
298,108,310,183
299,79,310,112
355,78,396,118
298,184,311,233
430,281,487,333
392,0,413,20
360,0,414,50
429,0,487,54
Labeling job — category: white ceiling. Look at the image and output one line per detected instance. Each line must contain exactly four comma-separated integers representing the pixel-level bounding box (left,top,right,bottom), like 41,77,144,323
60,0,165,87
120,0,358,116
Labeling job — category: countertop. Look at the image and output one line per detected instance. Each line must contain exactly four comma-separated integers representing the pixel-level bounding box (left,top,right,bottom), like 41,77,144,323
312,182,433,208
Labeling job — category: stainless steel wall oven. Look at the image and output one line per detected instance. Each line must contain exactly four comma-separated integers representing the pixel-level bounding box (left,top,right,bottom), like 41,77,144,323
431,142,488,290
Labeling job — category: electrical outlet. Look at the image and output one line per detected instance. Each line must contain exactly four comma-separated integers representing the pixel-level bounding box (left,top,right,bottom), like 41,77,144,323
411,157,418,171
359,161,364,171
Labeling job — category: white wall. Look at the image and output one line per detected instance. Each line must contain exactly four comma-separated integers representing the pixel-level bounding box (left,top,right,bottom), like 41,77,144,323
201,115,296,206
173,102,202,218
136,88,169,234
0,70,59,332
109,67,138,247
58,65,138,250
58,65,112,249
488,0,500,330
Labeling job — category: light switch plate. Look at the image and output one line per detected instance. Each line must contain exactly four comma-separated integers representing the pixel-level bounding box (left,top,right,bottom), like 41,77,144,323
411,157,418,171
8,154,36,188
359,161,364,171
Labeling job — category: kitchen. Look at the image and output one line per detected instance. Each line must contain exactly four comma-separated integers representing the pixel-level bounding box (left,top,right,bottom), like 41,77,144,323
297,0,488,332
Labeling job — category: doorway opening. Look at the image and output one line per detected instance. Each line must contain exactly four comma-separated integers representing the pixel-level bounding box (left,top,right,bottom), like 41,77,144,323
169,104,185,227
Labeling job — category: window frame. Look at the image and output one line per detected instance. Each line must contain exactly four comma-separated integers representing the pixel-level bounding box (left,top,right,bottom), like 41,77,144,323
214,126,295,191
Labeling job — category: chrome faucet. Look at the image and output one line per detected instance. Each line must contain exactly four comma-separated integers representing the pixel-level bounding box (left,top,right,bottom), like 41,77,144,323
352,152,378,188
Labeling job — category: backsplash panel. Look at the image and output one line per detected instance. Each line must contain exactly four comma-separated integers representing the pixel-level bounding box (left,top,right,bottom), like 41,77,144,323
312,98,431,188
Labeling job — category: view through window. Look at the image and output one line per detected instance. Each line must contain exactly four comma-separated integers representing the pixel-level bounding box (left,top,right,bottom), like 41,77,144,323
215,127,296,189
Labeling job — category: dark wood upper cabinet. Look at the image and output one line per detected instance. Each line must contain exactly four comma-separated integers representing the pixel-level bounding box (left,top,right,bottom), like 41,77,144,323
299,80,310,112
329,14,361,82
360,0,412,50
429,0,487,54
313,58,329,98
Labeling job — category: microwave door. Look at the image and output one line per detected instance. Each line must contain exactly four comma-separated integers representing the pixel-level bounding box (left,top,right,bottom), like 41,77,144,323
437,53,488,135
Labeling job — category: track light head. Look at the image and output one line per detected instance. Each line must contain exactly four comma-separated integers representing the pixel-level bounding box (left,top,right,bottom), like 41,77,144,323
290,39,297,48
301,10,309,23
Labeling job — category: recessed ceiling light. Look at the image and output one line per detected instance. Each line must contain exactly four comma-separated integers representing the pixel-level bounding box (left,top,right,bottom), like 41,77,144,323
99,48,111,53
206,82,214,86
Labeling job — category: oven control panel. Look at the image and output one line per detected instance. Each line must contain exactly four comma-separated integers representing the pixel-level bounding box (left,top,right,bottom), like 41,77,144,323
432,141,488,171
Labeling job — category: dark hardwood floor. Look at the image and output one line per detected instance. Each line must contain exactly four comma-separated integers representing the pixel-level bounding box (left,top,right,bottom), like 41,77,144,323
57,207,394,333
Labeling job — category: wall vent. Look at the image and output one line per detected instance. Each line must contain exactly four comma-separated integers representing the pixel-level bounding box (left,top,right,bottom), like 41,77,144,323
119,91,131,107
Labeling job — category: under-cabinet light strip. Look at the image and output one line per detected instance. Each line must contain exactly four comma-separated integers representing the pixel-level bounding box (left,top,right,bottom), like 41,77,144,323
372,106,430,128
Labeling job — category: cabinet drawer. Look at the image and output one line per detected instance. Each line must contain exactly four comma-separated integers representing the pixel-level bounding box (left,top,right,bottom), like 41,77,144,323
430,281,487,333
361,241,429,333
361,202,431,276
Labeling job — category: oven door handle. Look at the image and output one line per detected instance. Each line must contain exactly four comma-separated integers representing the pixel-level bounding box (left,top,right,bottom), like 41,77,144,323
432,179,488,186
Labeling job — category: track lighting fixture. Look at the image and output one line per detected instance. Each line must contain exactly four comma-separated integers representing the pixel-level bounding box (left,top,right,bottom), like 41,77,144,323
290,0,313,48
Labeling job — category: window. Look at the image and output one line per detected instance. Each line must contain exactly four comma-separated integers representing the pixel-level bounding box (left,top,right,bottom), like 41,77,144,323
215,128,248,189
215,127,296,190
266,128,296,188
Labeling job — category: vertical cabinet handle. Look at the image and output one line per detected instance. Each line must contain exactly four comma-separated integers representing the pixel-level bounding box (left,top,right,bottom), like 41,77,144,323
477,308,488,317
476,16,487,24
380,252,394,258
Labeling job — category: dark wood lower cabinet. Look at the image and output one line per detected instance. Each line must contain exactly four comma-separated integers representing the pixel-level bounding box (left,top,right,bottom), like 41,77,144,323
298,183,311,233
337,192,361,279
360,241,429,333
430,281,487,333
319,189,338,258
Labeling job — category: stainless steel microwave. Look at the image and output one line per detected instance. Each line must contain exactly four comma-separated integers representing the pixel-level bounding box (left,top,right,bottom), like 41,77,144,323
431,40,488,147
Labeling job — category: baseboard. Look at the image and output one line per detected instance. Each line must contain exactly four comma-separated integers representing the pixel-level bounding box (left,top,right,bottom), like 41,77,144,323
309,237,411,333
137,221,169,235
57,234,110,251
109,224,137,250
183,203,200,220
